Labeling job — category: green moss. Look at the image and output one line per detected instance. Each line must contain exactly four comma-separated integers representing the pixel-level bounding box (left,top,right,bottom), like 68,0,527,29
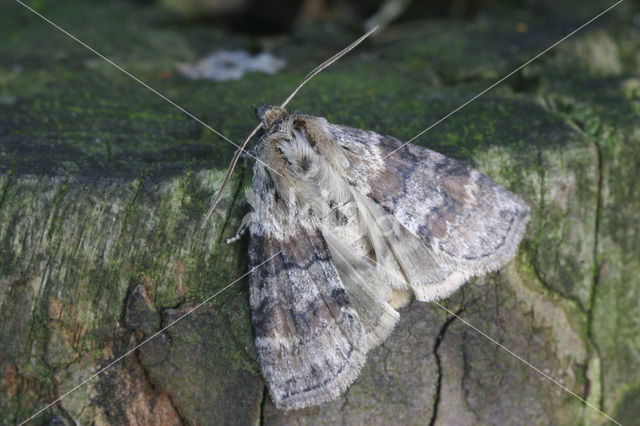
613,382,640,425
2,0,640,423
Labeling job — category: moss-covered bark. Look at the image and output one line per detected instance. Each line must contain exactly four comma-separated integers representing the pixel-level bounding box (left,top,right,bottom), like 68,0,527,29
1,0,639,424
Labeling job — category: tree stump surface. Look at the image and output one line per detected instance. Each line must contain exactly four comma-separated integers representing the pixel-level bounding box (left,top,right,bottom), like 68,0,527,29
1,1,639,424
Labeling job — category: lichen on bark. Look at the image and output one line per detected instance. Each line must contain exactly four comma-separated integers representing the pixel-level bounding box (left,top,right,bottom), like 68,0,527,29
1,0,640,425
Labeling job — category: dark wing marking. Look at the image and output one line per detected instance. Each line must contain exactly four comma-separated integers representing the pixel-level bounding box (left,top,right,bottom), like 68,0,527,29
328,123,530,289
248,165,366,410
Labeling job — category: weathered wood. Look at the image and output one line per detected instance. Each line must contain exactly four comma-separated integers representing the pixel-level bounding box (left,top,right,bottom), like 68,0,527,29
1,1,639,424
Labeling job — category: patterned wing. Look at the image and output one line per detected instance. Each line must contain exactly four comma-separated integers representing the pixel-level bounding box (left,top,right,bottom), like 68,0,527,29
327,122,530,293
248,165,366,410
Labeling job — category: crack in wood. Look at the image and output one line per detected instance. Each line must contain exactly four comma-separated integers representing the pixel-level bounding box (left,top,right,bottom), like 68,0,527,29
429,307,463,426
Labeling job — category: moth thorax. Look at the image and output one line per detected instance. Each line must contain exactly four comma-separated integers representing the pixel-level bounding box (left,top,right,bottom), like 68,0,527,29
262,106,288,129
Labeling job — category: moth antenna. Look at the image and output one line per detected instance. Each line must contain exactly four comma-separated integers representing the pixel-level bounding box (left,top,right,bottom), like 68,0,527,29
280,25,379,109
202,26,378,228
201,123,262,228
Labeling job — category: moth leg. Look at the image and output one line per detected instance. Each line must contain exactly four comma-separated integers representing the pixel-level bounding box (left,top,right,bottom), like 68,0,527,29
226,221,249,244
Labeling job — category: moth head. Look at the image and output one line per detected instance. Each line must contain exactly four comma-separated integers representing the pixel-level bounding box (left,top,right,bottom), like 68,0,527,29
255,104,289,130
202,26,379,229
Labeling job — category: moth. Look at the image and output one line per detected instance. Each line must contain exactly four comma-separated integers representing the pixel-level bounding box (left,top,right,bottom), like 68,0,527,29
203,27,530,410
